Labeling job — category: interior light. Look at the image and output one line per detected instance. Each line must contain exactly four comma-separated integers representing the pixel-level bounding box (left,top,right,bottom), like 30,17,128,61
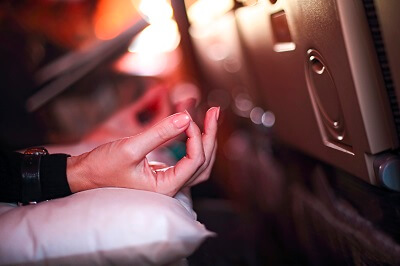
262,111,276,127
128,19,180,54
250,107,264,124
117,0,181,76
138,0,173,24
188,0,234,26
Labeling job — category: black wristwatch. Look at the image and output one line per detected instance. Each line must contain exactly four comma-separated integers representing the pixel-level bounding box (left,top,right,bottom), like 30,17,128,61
20,147,49,205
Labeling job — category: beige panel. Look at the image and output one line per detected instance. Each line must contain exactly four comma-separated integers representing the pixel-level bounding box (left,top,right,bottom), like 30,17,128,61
234,0,398,183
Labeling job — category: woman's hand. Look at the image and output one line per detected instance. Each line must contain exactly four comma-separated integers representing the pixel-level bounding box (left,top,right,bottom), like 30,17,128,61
66,107,219,196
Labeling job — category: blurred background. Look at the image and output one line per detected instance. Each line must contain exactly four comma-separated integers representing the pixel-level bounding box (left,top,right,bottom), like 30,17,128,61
1,0,400,265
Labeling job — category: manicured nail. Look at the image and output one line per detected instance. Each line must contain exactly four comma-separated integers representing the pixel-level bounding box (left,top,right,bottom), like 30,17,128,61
215,107,220,121
173,113,190,128
184,109,193,120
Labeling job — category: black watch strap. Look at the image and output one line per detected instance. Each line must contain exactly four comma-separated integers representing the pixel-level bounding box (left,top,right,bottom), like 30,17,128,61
20,147,48,205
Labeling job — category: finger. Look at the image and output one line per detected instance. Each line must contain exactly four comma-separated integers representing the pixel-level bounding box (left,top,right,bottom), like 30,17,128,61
160,120,205,189
201,106,219,160
129,112,190,158
187,140,217,187
184,107,219,185
183,120,205,164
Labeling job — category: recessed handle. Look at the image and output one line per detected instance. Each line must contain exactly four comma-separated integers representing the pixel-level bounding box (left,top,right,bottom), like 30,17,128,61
309,55,325,74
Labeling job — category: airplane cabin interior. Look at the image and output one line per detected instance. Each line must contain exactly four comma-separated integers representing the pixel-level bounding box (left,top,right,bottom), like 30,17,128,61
0,0,399,265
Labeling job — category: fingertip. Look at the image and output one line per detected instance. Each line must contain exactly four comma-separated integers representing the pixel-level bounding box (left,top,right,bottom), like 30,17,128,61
204,107,220,133
206,106,220,120
184,109,193,121
172,112,191,129
130,112,191,157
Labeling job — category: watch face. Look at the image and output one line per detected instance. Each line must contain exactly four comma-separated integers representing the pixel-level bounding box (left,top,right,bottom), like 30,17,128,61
24,147,49,156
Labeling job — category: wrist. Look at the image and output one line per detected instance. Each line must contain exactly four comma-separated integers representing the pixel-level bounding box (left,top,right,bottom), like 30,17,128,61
66,153,94,193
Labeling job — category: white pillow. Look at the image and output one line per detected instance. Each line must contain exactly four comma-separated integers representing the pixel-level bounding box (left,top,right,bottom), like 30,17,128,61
0,188,213,265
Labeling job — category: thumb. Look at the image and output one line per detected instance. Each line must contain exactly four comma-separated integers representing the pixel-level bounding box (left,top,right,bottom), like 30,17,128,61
128,112,190,158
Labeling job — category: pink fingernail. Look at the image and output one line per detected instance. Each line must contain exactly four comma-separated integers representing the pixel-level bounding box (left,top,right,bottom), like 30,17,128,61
173,113,190,128
184,109,193,120
216,107,220,121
